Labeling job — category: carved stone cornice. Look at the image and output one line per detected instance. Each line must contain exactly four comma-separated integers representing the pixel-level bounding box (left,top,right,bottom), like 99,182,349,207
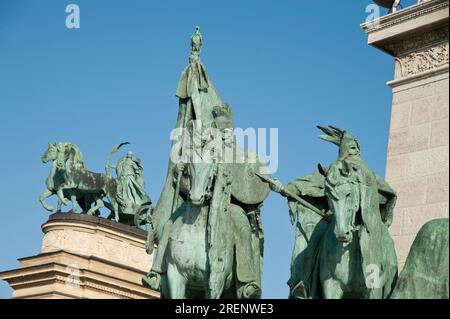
40,213,152,272
361,0,448,34
386,25,449,56
0,251,160,299
395,41,449,78
361,0,449,56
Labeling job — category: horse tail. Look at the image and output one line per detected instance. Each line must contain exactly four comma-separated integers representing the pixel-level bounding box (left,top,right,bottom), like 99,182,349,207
105,142,130,175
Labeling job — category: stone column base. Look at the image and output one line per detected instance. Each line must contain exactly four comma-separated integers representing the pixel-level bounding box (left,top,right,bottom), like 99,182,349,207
0,213,159,299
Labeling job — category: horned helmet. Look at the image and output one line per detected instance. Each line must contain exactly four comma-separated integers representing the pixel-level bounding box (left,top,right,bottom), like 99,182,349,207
318,125,361,159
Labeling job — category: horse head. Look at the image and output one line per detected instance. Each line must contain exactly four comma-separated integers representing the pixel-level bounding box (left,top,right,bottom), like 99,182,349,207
188,158,216,206
41,142,85,171
41,143,59,163
181,118,222,207
324,159,361,243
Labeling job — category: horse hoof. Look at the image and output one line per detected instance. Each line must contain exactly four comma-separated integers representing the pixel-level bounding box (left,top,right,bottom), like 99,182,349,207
145,244,154,255
242,282,261,299
142,273,161,291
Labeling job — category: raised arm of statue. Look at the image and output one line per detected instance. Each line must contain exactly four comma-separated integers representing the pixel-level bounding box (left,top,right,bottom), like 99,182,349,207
257,173,328,224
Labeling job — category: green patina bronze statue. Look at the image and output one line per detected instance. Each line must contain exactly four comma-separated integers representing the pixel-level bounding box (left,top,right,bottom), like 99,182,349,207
111,150,153,226
40,142,152,226
142,27,270,299
266,126,398,299
391,218,449,299
36,26,448,300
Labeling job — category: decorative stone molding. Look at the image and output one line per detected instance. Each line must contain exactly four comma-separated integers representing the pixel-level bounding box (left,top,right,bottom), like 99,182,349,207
0,214,158,299
361,0,449,57
40,213,151,271
395,42,449,78
362,0,448,34
386,25,449,56
362,0,449,84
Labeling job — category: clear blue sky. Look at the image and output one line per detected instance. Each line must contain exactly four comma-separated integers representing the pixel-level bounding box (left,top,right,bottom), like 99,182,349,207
0,0,417,298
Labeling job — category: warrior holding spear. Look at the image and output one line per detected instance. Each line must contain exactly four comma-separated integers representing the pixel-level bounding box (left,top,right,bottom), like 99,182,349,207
258,125,397,299
256,166,331,299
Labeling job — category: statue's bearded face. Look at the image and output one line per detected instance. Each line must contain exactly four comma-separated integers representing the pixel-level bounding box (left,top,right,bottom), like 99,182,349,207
339,138,360,158
41,143,58,163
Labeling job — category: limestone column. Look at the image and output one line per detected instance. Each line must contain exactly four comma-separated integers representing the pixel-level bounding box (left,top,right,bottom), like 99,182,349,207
0,213,159,299
362,0,449,268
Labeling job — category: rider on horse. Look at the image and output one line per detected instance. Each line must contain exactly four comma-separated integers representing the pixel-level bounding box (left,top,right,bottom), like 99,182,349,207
270,126,397,298
142,28,264,298
142,104,263,298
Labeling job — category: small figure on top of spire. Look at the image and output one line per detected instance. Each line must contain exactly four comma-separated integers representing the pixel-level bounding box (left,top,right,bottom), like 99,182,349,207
190,26,203,62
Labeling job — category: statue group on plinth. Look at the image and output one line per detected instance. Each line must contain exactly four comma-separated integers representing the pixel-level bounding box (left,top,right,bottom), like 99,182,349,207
40,142,152,226
37,27,449,300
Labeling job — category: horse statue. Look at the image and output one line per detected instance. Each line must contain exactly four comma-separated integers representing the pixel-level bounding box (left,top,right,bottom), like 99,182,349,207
163,160,234,298
40,142,151,225
143,28,268,298
39,142,100,214
391,218,449,299
268,126,398,299
145,146,268,299
318,159,398,299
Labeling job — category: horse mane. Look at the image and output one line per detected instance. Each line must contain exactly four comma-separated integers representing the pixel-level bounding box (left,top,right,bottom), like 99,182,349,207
60,142,85,170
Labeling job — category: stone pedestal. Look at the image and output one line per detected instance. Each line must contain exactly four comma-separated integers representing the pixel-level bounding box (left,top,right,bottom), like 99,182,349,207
0,213,159,299
362,0,449,267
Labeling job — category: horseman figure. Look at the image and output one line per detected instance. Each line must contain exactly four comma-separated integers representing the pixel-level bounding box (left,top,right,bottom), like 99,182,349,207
269,126,398,299
142,28,269,298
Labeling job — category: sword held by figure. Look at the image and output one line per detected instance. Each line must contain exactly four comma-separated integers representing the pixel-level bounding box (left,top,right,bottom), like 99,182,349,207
254,173,331,224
